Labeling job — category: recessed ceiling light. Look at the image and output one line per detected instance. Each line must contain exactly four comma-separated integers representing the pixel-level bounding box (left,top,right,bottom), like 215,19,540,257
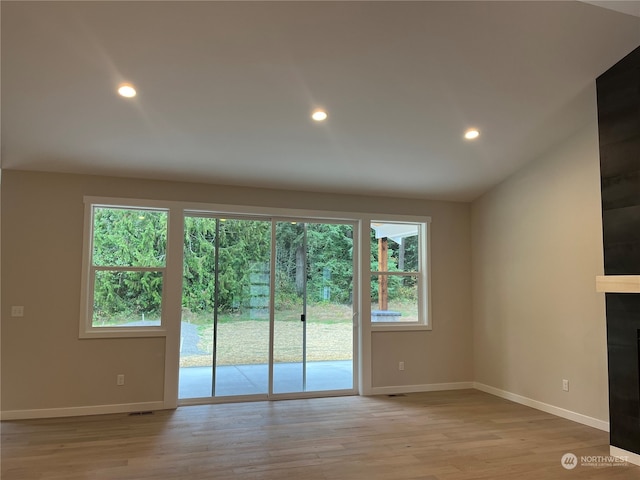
464,128,480,140
117,83,137,98
311,110,328,122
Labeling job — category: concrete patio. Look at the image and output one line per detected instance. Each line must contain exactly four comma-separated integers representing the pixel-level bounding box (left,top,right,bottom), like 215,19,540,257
179,360,353,398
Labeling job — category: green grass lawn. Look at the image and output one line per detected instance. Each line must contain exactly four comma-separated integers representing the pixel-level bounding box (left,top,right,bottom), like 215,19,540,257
179,300,417,367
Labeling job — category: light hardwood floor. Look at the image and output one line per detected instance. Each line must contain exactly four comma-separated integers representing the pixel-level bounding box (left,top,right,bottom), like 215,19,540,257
1,390,638,479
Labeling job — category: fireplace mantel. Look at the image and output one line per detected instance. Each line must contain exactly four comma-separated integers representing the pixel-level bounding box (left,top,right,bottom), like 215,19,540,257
596,275,640,294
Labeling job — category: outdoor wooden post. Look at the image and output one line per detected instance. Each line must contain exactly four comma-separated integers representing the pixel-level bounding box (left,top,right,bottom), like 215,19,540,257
378,237,388,310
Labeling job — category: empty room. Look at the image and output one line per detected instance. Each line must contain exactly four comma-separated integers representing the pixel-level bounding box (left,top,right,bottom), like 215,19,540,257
2,1,640,479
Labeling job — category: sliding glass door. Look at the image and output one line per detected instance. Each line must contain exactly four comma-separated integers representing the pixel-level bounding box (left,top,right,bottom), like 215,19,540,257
273,221,354,394
178,215,355,401
179,216,271,398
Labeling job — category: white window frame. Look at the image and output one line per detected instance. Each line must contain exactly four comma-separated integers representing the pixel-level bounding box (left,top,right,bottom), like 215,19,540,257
366,217,431,331
79,199,171,338
80,198,432,339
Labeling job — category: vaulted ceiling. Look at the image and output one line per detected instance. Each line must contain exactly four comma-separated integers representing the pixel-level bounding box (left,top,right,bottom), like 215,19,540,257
2,1,639,201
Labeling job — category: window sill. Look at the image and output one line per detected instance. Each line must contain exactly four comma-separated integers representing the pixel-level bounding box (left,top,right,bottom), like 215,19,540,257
370,323,432,332
79,327,167,339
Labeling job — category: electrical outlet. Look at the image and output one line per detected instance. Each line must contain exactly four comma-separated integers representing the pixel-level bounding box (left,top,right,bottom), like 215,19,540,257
11,306,24,317
117,374,125,386
562,379,569,392
399,361,405,371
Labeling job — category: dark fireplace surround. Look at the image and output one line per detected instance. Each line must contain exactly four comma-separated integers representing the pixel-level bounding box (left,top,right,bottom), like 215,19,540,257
596,45,640,457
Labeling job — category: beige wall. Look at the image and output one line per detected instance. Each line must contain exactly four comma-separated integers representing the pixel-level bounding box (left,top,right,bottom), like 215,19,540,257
1,104,607,419
1,170,472,412
471,91,608,422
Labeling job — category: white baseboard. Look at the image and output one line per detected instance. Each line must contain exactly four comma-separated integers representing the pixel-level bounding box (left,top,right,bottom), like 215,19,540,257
611,445,640,467
1,401,166,420
474,382,609,432
369,381,474,396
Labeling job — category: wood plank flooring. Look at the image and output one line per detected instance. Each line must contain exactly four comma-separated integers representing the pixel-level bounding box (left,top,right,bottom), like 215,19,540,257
2,390,638,479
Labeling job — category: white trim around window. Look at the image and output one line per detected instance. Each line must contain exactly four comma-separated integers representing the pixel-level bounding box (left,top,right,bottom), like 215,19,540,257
79,197,432,339
366,218,432,332
79,199,172,338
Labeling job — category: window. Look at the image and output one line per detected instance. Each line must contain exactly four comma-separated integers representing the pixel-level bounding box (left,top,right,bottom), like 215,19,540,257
80,204,168,336
80,199,430,338
370,220,429,328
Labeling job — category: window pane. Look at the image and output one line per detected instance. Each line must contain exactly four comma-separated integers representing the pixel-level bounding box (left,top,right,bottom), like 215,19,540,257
93,207,167,267
371,274,418,323
371,223,419,272
93,270,163,327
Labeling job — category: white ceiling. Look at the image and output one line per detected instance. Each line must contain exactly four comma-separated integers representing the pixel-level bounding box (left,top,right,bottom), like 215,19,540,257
2,1,639,201
585,1,640,17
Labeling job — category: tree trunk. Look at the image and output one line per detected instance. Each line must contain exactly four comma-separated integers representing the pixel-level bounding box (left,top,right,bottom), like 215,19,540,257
295,244,305,295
